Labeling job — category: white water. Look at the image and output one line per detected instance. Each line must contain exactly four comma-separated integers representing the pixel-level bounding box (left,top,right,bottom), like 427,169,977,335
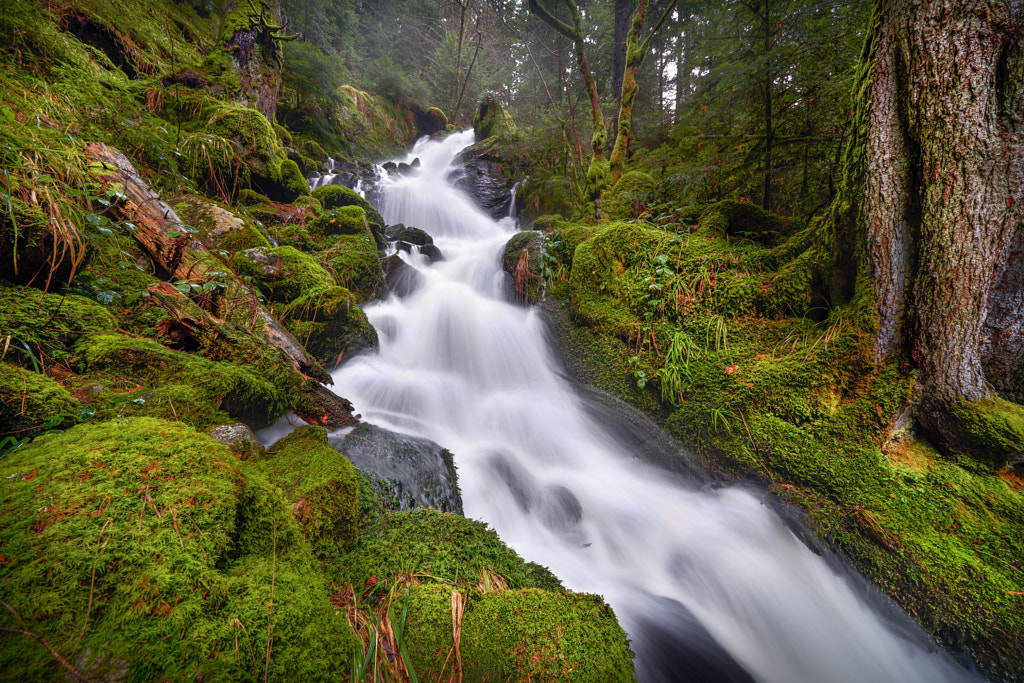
331,130,980,683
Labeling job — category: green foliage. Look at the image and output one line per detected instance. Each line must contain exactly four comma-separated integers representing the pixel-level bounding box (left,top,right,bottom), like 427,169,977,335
0,417,356,682
0,287,117,365
404,584,635,682
699,200,793,246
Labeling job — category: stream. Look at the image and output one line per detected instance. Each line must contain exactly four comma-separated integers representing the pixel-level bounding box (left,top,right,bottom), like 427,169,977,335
328,131,981,683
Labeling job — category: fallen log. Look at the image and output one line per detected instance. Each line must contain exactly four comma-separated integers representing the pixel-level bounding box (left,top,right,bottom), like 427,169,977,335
83,141,330,384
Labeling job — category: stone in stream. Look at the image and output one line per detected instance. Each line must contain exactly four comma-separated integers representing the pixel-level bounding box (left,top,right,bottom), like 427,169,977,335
331,423,463,514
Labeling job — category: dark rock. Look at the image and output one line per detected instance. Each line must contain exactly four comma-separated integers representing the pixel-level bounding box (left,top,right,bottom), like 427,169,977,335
331,423,463,514
207,423,265,461
394,227,433,246
382,253,424,298
419,244,444,263
382,161,398,175
385,223,407,240
453,137,520,220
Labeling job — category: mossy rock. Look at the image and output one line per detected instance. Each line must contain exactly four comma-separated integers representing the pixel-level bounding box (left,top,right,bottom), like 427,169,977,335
502,230,546,305
171,195,270,252
280,286,379,367
699,200,793,246
404,584,635,682
0,418,355,682
309,205,367,238
945,397,1024,471
78,334,286,429
310,185,385,231
0,363,79,438
602,171,655,221
532,214,566,231
249,425,359,555
425,106,448,133
0,286,117,365
394,226,433,246
332,509,563,603
321,232,387,302
473,94,517,140
235,245,336,303
207,422,265,461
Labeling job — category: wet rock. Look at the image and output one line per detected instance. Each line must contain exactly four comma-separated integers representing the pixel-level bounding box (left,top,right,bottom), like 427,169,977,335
207,422,265,461
331,423,463,514
382,253,424,298
453,144,513,220
419,244,444,263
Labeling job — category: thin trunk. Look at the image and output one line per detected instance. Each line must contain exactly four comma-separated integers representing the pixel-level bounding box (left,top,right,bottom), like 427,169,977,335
762,0,772,212
610,0,678,183
609,0,632,153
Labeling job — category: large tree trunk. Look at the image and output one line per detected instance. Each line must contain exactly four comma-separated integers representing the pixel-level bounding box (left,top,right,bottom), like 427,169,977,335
853,0,1024,464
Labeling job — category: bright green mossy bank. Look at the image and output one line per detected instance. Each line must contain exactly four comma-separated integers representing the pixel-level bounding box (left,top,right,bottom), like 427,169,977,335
0,418,355,681
544,213,1024,679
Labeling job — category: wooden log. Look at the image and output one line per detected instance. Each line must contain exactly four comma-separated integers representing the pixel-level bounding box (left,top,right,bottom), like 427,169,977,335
83,142,330,384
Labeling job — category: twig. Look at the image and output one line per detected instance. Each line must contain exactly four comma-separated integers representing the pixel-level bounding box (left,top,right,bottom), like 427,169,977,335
170,509,184,550
77,519,111,644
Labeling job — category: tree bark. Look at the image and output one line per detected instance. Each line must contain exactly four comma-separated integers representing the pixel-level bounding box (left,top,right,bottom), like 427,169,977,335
848,0,1024,454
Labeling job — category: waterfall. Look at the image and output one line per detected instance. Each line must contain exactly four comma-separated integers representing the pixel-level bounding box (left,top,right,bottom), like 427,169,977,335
331,130,981,683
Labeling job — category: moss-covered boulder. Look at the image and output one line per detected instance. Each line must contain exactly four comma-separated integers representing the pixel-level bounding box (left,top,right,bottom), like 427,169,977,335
321,232,387,302
171,195,270,252
249,425,359,554
0,286,116,365
0,418,355,682
943,397,1024,471
404,584,635,682
699,200,793,246
502,230,546,305
473,94,517,140
334,509,563,600
423,106,448,135
309,205,368,237
602,171,655,221
311,185,385,232
0,363,79,438
280,286,378,367
79,334,287,428
235,245,336,303
393,226,433,246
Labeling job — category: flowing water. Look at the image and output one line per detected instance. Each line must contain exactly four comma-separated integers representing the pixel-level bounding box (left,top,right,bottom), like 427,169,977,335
330,131,980,683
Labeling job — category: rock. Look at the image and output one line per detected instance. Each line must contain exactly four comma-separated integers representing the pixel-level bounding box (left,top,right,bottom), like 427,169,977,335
419,244,444,263
207,423,265,461
235,245,336,303
394,227,433,246
382,253,424,298
171,195,270,252
280,286,379,368
453,137,518,220
502,230,546,305
472,94,516,140
331,423,463,514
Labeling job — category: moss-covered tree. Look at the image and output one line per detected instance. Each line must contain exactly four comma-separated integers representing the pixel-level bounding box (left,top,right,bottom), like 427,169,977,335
827,0,1024,467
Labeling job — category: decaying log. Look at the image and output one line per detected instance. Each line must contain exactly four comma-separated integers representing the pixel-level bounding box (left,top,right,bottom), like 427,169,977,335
83,141,330,384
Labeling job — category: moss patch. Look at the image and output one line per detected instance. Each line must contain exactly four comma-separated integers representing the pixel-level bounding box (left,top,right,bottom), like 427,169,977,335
0,418,355,682
247,425,359,556
234,245,336,303
404,584,635,682
280,285,378,367
0,363,79,438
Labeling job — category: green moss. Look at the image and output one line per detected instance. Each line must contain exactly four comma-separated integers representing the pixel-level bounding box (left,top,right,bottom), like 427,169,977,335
0,363,79,438
948,397,1024,471
332,509,563,603
699,200,793,246
78,334,287,429
234,245,336,303
473,94,517,139
602,171,655,221
247,425,359,555
0,417,356,682
394,226,433,246
278,158,310,201
172,195,270,252
503,231,546,304
310,184,385,232
404,584,635,682
280,285,378,366
309,206,367,237
0,286,117,365
321,233,386,302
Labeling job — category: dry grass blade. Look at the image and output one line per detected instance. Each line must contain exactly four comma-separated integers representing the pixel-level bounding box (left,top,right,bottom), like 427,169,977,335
77,518,112,644
449,590,464,683
2,601,96,683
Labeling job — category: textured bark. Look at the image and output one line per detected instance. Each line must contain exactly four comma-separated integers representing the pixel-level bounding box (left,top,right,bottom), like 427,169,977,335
859,1,1024,430
83,142,330,384
223,0,287,122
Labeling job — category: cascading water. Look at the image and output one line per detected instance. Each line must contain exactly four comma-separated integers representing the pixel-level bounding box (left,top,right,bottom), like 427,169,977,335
331,130,981,683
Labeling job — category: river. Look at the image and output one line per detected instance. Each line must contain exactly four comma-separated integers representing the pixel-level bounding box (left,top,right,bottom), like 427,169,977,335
329,130,980,683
